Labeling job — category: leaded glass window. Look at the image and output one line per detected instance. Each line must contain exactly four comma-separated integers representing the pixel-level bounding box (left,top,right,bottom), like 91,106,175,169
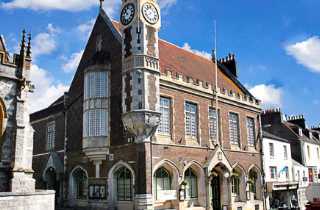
159,97,171,135
247,117,255,146
185,102,198,138
185,168,198,199
154,167,171,200
229,113,240,145
47,121,55,150
84,71,108,99
83,109,108,137
209,108,218,141
115,167,132,201
83,71,109,138
231,174,240,195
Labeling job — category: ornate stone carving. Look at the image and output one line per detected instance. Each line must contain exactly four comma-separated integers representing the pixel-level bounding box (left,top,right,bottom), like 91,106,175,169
122,110,160,143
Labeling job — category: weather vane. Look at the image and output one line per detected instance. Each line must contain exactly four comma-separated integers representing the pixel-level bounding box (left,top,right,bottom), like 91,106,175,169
99,0,104,9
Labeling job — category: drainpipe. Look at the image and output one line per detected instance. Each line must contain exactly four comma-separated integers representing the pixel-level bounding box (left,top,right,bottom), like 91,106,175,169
258,114,267,210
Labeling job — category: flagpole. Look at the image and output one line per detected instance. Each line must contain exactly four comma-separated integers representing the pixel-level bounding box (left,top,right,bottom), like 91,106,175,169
214,20,220,146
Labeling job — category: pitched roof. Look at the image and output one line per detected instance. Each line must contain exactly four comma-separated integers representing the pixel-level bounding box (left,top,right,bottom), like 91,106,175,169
262,130,289,143
109,14,253,97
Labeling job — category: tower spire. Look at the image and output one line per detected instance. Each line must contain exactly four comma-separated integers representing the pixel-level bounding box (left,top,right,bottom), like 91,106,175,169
26,33,32,59
20,29,26,56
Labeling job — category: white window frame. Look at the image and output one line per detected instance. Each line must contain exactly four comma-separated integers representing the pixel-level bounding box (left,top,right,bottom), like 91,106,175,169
185,102,198,138
158,97,171,135
284,145,288,160
246,117,255,147
229,112,240,146
209,108,218,141
83,71,109,138
47,121,55,150
269,142,274,159
270,166,277,179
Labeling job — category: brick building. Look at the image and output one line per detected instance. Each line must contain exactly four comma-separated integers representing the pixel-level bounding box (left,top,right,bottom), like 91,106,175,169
31,1,265,210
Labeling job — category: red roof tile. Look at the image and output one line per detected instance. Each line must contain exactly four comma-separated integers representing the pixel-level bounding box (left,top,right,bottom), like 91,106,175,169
111,20,245,95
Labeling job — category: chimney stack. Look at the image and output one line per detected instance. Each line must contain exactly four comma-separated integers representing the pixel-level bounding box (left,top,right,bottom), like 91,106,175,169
286,115,306,129
261,108,283,126
218,53,237,77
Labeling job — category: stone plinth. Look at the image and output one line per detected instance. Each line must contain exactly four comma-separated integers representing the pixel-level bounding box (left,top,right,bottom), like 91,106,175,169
0,190,55,210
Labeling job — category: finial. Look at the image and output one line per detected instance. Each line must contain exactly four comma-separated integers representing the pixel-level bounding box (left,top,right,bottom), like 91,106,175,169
26,33,32,58
20,29,26,55
99,0,104,9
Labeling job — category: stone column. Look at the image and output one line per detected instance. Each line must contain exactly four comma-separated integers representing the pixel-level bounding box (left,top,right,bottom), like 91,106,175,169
10,85,35,193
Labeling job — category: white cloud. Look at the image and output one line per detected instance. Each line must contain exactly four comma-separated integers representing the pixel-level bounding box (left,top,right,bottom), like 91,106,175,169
1,0,99,12
249,84,283,108
182,42,211,59
158,0,177,9
77,19,95,40
2,0,176,13
62,50,84,73
285,36,320,73
32,24,59,58
29,64,69,113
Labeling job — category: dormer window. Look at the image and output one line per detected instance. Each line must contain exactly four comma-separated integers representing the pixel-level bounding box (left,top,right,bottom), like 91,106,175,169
298,128,303,136
83,71,109,137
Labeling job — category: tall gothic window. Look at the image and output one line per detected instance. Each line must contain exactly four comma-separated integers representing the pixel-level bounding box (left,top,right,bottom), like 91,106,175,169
154,167,171,200
246,117,255,146
248,170,258,199
185,102,198,138
231,174,240,196
209,108,218,141
47,121,55,150
185,168,198,199
229,112,240,146
115,167,132,201
83,71,108,137
72,168,88,200
159,97,171,135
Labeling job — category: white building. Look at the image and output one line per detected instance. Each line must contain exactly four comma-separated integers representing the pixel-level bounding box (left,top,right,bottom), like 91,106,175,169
263,131,299,210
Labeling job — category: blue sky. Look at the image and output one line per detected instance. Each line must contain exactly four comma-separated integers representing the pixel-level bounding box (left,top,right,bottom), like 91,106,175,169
0,0,319,126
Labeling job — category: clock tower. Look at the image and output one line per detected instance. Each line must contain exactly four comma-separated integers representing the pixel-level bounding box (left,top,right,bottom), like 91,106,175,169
121,0,161,143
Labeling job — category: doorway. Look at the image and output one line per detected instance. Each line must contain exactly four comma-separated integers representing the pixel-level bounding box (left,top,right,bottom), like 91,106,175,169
211,175,221,210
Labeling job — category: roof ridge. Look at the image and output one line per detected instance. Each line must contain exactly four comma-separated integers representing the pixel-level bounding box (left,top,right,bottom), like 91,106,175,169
159,39,212,62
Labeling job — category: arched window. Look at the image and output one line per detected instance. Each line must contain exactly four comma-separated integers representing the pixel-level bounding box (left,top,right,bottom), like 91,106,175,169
231,173,240,196
115,167,132,201
248,170,258,199
154,167,171,200
72,168,88,199
185,168,198,199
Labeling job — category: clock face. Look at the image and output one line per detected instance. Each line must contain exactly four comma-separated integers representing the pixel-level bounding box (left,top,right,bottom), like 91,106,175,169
121,3,135,25
142,2,159,24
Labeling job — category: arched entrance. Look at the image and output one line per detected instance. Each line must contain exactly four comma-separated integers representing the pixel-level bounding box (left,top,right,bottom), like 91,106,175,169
45,167,58,190
205,148,233,210
210,163,231,210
